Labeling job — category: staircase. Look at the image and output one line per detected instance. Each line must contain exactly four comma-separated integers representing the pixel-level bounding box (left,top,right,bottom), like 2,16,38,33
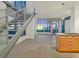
0,7,35,57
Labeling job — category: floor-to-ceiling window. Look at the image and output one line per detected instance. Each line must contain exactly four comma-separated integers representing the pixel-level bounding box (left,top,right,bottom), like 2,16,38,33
36,18,51,33
36,18,65,34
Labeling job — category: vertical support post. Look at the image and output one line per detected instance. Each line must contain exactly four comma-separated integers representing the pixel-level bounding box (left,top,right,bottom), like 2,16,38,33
24,8,26,35
50,20,53,34
58,20,62,33
6,15,8,44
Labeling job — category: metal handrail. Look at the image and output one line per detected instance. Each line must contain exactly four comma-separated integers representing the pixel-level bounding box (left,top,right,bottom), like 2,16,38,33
3,1,18,11
0,8,26,45
0,8,26,20
0,11,25,38
0,9,24,28
0,8,26,29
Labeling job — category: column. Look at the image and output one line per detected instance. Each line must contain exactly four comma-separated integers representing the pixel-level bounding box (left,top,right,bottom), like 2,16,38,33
70,6,79,33
58,20,62,33
70,7,75,33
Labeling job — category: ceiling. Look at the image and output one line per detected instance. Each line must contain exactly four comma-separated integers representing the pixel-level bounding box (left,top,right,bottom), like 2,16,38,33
32,1,79,7
27,1,79,18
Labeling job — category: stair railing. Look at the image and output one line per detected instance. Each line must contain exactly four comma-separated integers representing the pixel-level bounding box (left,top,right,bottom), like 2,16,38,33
0,7,36,57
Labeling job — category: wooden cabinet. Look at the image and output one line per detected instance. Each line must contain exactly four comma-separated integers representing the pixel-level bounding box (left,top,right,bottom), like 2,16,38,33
56,35,79,52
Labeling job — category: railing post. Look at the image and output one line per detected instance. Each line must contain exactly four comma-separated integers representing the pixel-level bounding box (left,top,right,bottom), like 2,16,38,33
24,8,26,22
5,10,8,44
23,8,26,34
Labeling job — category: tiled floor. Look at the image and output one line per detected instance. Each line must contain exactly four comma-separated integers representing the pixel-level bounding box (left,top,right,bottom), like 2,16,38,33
7,34,79,58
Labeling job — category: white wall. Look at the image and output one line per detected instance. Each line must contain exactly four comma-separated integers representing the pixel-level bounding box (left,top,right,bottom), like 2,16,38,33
26,1,34,14
0,2,6,9
6,6,16,17
26,16,35,39
74,6,79,33
16,16,36,44
65,19,71,33
0,2,6,17
0,2,6,27
65,6,79,33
